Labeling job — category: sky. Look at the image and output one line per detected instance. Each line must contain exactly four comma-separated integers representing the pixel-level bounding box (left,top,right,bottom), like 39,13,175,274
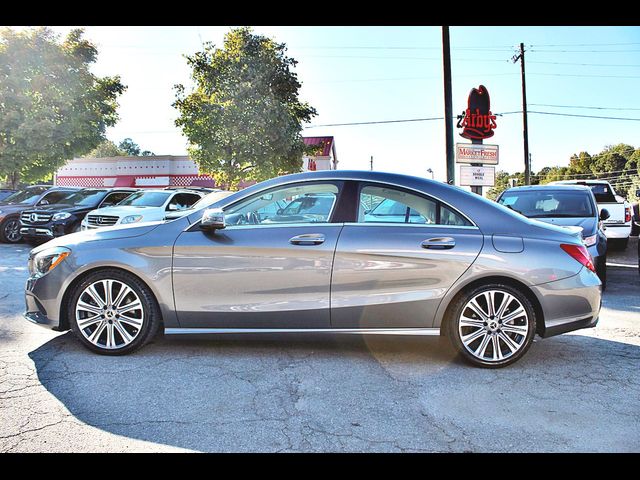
21,26,640,183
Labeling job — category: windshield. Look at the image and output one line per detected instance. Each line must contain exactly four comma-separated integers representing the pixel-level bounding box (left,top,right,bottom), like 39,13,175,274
1,186,49,204
117,191,171,207
498,190,595,218
58,189,108,206
189,191,234,210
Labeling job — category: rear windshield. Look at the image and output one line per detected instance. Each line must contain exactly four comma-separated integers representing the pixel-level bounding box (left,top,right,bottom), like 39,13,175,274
498,190,595,218
583,183,617,203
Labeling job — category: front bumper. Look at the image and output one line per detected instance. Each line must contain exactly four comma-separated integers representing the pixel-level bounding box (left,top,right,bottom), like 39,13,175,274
532,266,602,338
20,219,76,239
23,268,68,331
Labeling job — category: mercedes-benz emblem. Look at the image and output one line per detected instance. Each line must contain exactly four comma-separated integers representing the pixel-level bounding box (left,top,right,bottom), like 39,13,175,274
30,213,37,222
98,217,103,224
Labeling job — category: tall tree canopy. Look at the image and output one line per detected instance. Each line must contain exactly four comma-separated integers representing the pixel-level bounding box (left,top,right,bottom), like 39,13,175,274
174,27,317,189
118,138,154,156
0,27,125,187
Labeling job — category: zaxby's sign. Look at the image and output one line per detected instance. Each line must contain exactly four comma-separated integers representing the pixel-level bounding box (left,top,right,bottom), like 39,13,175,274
456,85,497,140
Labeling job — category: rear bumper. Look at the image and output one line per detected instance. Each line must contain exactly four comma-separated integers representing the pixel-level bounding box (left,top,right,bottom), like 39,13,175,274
531,266,602,338
603,223,631,239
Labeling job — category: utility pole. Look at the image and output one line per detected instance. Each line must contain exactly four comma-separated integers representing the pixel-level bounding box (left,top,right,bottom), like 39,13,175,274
512,42,530,185
370,155,373,171
442,26,455,185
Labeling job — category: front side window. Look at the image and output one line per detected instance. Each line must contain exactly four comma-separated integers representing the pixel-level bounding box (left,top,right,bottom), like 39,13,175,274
167,193,202,211
358,185,471,226
224,183,340,226
101,191,134,207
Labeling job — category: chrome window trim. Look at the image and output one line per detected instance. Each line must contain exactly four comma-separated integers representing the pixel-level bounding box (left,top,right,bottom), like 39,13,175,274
224,222,340,231
342,222,479,230
186,176,478,231
165,327,441,336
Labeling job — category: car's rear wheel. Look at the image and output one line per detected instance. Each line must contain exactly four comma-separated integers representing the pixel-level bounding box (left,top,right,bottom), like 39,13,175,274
447,284,536,368
0,217,22,243
68,269,161,355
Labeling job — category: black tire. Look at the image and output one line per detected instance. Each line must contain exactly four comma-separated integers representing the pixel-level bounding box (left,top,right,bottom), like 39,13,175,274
0,216,22,243
597,255,607,291
445,283,537,368
68,269,161,355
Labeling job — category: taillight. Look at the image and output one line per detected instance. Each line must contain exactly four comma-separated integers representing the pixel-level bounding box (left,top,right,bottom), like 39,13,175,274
560,243,596,273
625,207,632,223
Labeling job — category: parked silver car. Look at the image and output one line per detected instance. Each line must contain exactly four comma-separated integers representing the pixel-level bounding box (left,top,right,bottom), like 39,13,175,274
23,171,602,367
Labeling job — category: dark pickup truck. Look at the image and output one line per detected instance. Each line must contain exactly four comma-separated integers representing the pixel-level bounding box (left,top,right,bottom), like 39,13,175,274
19,188,137,245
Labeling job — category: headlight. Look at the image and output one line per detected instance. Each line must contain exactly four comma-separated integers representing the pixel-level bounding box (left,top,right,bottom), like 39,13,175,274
121,215,143,224
28,246,71,278
583,234,598,247
52,212,71,221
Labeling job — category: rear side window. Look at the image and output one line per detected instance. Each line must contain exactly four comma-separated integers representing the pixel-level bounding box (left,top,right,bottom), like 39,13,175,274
101,191,134,207
358,185,471,226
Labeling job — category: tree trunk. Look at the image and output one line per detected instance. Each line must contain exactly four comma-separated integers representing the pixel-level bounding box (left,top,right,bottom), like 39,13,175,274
10,171,19,190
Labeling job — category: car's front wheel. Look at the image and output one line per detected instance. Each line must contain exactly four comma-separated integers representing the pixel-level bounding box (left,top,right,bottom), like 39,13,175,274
0,216,22,243
68,269,161,355
446,284,537,368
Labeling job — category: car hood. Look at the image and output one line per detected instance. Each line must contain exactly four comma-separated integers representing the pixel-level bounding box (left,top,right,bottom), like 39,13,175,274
21,204,94,215
0,203,34,214
528,216,597,236
87,205,158,217
29,221,164,255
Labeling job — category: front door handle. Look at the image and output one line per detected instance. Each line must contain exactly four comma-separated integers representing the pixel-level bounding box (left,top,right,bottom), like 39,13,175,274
421,237,455,249
289,233,326,245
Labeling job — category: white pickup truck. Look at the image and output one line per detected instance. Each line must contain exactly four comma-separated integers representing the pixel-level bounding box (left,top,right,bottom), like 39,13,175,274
550,179,632,248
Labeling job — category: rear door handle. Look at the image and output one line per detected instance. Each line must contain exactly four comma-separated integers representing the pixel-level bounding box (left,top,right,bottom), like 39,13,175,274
421,237,455,249
289,234,326,245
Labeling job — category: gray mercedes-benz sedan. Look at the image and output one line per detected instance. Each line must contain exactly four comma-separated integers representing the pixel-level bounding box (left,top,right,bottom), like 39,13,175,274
23,170,602,367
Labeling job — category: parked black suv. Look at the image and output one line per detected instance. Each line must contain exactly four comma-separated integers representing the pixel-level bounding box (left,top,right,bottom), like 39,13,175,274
0,186,80,243
19,188,137,245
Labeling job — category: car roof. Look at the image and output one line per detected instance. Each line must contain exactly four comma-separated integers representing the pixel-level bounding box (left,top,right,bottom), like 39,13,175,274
549,179,609,185
502,184,592,192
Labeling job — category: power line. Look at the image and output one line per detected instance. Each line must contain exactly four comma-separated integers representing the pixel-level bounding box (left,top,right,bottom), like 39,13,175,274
529,103,640,111
305,117,444,128
305,54,511,62
530,42,640,47
528,60,640,67
528,110,640,121
530,48,640,53
528,72,640,79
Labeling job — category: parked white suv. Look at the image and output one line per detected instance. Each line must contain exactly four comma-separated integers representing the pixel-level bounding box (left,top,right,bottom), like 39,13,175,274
81,188,205,230
550,180,632,248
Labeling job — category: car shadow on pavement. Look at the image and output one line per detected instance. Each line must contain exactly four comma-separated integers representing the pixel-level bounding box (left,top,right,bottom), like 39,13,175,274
28,331,640,452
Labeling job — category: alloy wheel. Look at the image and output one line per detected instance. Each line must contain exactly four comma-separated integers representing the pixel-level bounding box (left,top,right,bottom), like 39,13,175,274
75,279,145,350
4,219,21,242
458,289,529,363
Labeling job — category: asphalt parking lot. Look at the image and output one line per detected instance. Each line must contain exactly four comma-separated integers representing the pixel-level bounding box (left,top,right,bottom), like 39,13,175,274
1,239,638,452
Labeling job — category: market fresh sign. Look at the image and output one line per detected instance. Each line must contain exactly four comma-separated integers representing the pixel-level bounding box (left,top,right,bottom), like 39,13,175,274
455,143,499,165
459,166,495,187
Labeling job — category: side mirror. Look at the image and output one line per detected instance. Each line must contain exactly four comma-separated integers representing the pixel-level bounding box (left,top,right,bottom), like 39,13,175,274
38,199,49,206
599,208,610,221
200,208,225,231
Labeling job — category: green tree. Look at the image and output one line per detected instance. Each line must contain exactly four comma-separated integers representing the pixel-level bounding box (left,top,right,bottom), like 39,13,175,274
118,137,155,156
86,140,126,158
174,27,317,189
0,27,125,187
